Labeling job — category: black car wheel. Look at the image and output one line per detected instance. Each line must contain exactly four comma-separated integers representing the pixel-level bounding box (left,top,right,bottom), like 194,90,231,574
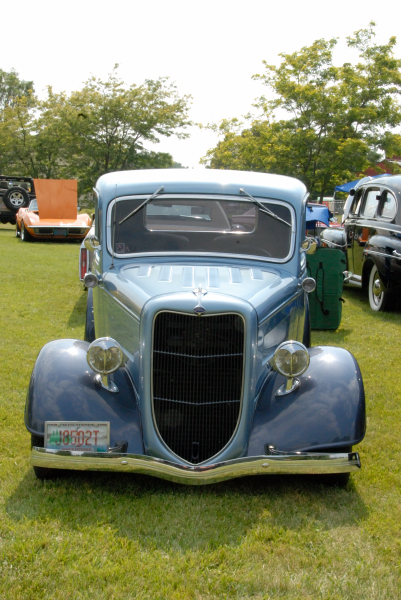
3,187,29,211
15,223,20,237
31,434,63,480
368,265,390,311
20,222,33,242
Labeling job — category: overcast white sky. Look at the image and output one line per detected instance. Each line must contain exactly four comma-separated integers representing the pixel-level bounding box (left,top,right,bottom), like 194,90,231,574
3,0,401,167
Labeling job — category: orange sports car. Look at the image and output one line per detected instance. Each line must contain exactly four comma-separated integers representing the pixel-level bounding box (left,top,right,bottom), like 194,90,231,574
16,179,92,242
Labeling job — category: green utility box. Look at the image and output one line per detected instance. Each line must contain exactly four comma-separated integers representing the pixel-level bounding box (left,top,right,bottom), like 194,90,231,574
306,248,346,330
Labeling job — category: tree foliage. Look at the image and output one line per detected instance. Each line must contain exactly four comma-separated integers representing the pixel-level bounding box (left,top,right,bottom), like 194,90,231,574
0,67,191,194
202,23,401,198
0,68,34,111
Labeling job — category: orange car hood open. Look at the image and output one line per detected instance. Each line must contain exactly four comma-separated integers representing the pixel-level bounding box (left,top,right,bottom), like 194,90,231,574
33,179,78,220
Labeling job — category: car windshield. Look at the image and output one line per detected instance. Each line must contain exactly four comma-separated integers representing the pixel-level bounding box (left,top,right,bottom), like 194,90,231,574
109,196,294,260
29,199,38,211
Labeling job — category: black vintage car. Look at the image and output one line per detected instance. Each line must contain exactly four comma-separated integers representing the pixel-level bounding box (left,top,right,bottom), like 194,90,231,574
338,174,401,311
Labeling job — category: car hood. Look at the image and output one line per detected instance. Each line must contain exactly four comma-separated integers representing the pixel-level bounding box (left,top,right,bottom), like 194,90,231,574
33,179,78,219
103,262,298,320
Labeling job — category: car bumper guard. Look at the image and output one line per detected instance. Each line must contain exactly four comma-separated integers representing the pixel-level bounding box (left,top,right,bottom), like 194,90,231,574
31,447,361,485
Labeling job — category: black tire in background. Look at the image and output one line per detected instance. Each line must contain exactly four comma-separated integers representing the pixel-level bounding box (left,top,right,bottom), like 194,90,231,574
3,187,29,211
368,265,391,312
84,287,96,343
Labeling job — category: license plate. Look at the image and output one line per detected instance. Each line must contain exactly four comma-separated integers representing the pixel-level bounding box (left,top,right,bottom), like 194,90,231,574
45,421,110,452
56,228,67,236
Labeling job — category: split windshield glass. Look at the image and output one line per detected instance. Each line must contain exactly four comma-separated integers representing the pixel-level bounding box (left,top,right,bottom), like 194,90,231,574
110,196,293,260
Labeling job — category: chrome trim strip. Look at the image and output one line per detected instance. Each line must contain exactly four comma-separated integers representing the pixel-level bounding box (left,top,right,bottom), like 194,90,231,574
31,448,361,484
365,248,401,261
347,220,401,234
26,225,90,231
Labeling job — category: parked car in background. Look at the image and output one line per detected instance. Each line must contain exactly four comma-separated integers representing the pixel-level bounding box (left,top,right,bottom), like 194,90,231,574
340,174,401,311
26,169,365,486
0,176,35,225
16,179,92,242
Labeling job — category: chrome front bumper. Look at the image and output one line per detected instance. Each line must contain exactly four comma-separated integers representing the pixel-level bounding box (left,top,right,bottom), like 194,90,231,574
31,448,361,485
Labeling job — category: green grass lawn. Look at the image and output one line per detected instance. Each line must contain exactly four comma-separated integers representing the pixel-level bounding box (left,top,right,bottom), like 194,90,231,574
1,223,400,599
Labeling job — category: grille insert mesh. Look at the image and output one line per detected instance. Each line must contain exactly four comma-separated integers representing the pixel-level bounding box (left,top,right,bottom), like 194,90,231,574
152,312,244,464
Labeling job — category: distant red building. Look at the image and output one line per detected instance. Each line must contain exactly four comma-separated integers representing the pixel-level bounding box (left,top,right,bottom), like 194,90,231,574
364,157,401,176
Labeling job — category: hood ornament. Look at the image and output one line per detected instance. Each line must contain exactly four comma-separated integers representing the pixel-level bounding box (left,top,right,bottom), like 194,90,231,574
193,287,207,315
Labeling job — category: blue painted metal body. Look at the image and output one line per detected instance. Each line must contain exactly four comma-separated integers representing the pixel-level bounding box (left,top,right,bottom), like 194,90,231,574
25,169,366,469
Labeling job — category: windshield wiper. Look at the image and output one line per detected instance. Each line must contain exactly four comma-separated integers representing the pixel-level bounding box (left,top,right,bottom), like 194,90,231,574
119,186,165,225
239,187,291,227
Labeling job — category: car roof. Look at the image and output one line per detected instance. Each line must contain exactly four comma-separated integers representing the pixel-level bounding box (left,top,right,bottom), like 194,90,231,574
358,174,401,194
95,169,308,208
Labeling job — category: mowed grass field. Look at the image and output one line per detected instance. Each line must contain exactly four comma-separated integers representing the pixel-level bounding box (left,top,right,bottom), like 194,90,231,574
0,222,400,600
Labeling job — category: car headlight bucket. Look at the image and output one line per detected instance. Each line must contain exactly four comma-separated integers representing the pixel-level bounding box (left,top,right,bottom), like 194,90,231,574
87,338,123,375
274,341,310,378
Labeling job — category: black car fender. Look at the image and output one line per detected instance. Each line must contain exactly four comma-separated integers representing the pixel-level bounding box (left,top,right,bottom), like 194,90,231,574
25,339,144,454
363,233,401,292
248,345,365,455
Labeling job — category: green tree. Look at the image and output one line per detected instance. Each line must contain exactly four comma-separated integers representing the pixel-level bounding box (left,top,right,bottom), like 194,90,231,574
0,67,191,193
0,68,34,111
203,23,401,198
62,68,191,192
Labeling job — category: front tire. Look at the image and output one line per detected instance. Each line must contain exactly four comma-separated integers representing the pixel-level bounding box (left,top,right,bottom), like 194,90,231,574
368,265,390,311
31,434,63,480
15,223,21,237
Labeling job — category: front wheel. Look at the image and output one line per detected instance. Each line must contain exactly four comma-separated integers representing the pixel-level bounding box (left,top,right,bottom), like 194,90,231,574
15,223,21,237
31,434,63,480
368,265,390,311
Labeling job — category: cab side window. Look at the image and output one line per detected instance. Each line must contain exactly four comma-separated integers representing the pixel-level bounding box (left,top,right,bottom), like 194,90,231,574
379,190,397,220
349,188,364,215
361,188,380,218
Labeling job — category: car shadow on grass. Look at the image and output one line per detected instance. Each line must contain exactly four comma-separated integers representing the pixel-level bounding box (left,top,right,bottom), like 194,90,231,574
6,467,368,552
66,291,87,330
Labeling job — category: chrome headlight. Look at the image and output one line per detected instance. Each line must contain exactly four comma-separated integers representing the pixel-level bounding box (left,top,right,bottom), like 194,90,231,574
87,337,123,375
274,341,310,378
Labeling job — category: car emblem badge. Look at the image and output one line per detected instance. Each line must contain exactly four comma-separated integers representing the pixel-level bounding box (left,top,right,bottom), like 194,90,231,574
193,287,207,315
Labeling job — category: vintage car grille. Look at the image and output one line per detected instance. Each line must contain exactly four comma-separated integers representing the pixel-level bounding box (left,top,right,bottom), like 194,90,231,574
152,311,244,464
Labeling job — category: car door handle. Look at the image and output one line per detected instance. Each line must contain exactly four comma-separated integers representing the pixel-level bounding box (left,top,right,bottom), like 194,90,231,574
392,250,401,258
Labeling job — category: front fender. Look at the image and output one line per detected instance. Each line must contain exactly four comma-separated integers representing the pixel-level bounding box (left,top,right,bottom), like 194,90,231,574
363,234,401,292
248,345,365,455
25,339,144,454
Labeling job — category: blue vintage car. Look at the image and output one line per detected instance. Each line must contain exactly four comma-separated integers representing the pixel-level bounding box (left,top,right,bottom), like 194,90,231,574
26,169,365,486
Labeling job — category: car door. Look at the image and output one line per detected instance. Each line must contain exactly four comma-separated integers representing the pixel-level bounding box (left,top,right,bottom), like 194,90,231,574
366,187,401,291
344,186,364,278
